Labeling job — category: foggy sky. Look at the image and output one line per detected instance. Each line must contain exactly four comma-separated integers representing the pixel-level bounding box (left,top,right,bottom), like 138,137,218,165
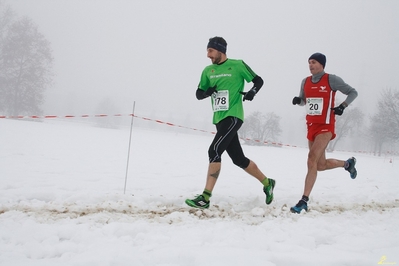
6,0,399,143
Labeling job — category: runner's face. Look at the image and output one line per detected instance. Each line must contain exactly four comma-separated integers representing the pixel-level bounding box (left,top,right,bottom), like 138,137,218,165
207,48,223,64
308,59,324,75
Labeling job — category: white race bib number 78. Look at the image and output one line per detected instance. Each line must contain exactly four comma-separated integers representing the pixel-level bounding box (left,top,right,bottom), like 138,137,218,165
213,90,229,112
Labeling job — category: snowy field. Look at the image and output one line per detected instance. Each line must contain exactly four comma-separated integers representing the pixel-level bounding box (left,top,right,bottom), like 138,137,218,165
1,118,398,266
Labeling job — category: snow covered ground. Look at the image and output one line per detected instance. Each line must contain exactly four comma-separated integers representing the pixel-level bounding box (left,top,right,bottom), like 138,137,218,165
1,118,398,266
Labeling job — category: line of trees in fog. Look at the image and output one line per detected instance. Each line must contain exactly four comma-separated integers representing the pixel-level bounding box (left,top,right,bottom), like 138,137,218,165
239,111,282,146
0,2,53,116
329,88,399,155
240,88,399,156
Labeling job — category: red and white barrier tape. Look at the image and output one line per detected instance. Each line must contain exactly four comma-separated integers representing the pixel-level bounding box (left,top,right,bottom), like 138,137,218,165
1,113,397,156
0,114,124,119
0,113,298,147
0,113,216,134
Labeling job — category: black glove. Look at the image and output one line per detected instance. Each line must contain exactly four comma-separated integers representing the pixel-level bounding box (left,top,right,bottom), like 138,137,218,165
240,88,257,101
331,104,346,116
292,97,302,105
204,86,217,97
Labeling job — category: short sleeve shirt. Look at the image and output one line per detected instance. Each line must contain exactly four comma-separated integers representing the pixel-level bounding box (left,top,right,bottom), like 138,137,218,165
198,59,256,124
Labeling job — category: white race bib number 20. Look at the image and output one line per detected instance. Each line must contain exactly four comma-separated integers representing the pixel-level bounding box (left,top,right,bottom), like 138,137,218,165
213,90,229,112
306,98,323,115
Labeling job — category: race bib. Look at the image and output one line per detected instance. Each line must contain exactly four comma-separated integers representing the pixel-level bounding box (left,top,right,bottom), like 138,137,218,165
306,98,323,115
212,90,229,112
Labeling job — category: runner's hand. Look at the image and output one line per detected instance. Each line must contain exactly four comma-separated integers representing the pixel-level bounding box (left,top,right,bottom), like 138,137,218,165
240,88,256,101
331,104,346,116
292,97,301,105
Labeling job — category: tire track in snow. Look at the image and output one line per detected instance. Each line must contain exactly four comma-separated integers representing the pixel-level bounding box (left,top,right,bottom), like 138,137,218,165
1,199,398,224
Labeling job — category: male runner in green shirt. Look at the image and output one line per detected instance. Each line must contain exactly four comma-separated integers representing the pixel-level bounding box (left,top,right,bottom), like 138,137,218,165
185,36,275,209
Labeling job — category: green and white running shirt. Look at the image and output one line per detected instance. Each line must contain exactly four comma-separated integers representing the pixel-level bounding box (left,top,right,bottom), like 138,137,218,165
198,59,257,124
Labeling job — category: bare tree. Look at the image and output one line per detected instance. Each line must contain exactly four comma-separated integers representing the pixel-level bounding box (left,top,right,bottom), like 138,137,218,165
0,5,53,116
327,107,365,151
377,88,399,139
239,111,282,146
369,113,389,156
0,2,14,41
368,88,399,156
0,2,14,107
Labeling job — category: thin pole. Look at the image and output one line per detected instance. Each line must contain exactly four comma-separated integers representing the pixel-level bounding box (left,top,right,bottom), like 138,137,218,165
124,101,136,194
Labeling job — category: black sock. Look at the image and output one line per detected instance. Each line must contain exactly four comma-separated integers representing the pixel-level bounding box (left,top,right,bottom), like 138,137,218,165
301,195,309,203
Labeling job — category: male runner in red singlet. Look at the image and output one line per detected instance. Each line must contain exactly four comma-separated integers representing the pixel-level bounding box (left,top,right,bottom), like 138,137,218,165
291,52,358,213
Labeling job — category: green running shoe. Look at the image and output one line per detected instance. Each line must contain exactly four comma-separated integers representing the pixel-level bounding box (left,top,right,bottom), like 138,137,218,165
263,179,276,205
185,194,210,209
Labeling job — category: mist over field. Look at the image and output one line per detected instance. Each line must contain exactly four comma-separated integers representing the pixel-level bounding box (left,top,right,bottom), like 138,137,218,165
4,0,399,151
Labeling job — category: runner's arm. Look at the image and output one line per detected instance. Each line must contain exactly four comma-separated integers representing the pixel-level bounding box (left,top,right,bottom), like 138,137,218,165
196,86,217,100
251,75,264,93
293,79,306,106
196,88,208,100
329,74,358,106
